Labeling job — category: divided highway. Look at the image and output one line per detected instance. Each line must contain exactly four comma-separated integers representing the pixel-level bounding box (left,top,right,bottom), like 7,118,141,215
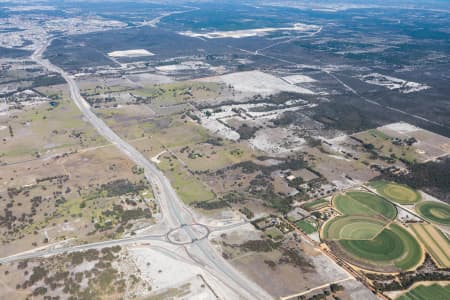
28,41,271,300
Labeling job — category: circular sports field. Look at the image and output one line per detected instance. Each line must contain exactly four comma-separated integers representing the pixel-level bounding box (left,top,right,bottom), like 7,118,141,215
371,181,421,205
337,223,423,271
333,191,396,220
322,216,386,240
416,201,450,225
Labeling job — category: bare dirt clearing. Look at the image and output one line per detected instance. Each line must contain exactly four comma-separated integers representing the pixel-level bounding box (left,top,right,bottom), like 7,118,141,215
108,49,154,57
215,229,349,298
202,70,315,96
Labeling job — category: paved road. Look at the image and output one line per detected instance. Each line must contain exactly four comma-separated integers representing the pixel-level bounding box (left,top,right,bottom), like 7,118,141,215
0,234,166,264
28,41,271,300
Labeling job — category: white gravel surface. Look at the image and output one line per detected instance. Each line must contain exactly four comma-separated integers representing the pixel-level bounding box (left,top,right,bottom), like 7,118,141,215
204,71,315,96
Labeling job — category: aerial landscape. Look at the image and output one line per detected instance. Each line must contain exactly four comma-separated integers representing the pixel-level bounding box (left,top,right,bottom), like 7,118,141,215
1,0,450,299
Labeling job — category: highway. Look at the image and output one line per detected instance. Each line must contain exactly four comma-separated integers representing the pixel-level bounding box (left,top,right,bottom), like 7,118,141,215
28,41,272,300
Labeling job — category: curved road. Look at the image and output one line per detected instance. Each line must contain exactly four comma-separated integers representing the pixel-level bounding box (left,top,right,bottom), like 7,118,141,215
0,234,166,264
29,41,271,300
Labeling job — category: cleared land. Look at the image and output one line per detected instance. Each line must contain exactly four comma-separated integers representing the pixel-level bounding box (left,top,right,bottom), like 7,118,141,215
108,49,154,57
179,23,320,39
358,73,429,94
415,201,450,225
338,223,423,271
371,181,421,205
396,283,450,300
333,191,396,220
321,216,386,240
353,129,419,163
410,224,450,268
378,122,450,162
203,70,314,96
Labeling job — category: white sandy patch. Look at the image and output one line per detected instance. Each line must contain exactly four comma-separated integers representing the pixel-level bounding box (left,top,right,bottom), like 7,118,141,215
6,5,56,11
309,252,348,283
179,23,320,39
358,73,430,94
250,126,306,154
379,122,418,134
199,116,240,141
321,134,354,155
156,65,191,72
73,72,90,78
108,49,154,58
201,99,311,123
129,247,195,289
308,232,321,243
235,58,254,64
420,191,449,204
282,74,317,84
128,73,173,85
204,70,314,96
128,246,235,299
209,224,263,244
396,205,421,222
193,209,243,228
156,61,211,73
327,154,351,161
331,178,359,190
151,150,166,164
342,279,379,300
248,103,317,120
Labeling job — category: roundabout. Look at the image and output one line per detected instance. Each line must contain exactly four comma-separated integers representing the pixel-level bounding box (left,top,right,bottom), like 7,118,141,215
167,224,209,245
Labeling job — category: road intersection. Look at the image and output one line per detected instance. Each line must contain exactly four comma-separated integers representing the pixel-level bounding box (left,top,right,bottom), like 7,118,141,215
6,40,274,300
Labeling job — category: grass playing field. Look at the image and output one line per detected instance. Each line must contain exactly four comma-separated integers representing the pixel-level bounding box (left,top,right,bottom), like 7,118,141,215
322,187,423,272
338,223,423,271
396,283,450,300
371,181,421,204
295,220,317,234
333,191,396,220
322,216,386,240
416,201,450,225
